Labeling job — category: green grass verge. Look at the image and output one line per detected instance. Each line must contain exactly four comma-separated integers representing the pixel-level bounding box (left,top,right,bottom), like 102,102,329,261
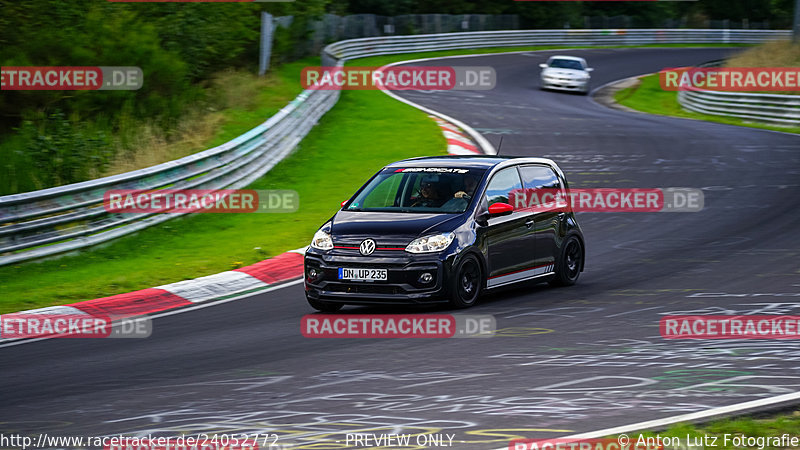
620,409,800,449
1,43,752,313
614,74,800,134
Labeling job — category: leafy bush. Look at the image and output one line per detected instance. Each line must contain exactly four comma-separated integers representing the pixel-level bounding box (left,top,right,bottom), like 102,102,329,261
18,110,111,189
0,0,329,195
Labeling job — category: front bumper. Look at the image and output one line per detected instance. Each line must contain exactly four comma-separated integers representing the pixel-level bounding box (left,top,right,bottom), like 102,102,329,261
541,77,589,92
304,249,456,304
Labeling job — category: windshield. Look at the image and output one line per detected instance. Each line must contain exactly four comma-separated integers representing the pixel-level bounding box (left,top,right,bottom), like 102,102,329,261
346,167,486,214
549,58,584,70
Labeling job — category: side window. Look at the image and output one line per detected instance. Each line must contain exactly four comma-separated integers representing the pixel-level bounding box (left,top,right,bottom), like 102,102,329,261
484,167,523,207
519,165,561,190
517,165,564,211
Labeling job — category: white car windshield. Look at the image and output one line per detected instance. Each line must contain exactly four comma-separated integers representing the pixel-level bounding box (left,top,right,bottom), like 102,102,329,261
346,168,486,213
549,59,584,70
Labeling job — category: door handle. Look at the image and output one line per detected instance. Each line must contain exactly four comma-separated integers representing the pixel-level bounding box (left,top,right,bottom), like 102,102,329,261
525,219,535,228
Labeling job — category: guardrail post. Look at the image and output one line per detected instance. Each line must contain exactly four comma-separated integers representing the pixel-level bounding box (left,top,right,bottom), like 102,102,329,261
259,12,274,76
794,0,800,42
723,20,730,43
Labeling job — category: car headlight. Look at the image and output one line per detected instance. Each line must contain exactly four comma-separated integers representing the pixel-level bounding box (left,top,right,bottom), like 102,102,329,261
405,232,455,253
310,230,334,250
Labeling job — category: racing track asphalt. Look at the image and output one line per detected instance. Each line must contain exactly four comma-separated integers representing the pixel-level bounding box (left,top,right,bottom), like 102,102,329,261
1,48,799,449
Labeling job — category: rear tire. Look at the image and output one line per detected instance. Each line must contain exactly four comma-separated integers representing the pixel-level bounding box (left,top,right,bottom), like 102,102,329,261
306,296,343,313
549,235,583,287
449,254,483,308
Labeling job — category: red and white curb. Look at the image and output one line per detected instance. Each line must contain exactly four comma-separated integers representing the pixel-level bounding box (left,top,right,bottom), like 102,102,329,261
156,248,306,304
430,116,481,155
2,247,307,340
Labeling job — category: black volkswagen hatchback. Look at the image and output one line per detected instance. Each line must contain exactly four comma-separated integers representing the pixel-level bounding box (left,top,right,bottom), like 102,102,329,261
304,156,585,311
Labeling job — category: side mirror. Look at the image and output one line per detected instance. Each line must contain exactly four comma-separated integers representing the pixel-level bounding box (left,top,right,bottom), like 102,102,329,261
340,200,348,208
539,63,548,69
585,67,594,72
488,202,514,217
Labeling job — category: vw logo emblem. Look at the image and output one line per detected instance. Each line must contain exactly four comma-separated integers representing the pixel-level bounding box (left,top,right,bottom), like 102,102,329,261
359,239,376,256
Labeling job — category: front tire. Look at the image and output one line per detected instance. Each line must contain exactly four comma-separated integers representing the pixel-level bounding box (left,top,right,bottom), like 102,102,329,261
306,296,343,312
449,254,483,308
549,235,583,287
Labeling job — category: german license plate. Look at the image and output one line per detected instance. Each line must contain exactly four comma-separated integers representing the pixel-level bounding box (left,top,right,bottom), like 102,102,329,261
338,268,388,281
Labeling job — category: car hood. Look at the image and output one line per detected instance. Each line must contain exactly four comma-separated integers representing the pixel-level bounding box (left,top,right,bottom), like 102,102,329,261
542,67,587,78
329,210,463,244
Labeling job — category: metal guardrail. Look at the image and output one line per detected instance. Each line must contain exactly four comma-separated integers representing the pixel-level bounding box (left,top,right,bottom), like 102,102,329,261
0,28,790,266
679,89,800,125
323,29,791,63
675,59,800,126
0,89,341,265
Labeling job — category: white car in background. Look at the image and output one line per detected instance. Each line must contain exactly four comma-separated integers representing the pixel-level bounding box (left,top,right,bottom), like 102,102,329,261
539,56,593,94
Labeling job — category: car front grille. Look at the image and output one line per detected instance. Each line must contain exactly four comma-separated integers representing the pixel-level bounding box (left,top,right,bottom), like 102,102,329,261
327,284,404,295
